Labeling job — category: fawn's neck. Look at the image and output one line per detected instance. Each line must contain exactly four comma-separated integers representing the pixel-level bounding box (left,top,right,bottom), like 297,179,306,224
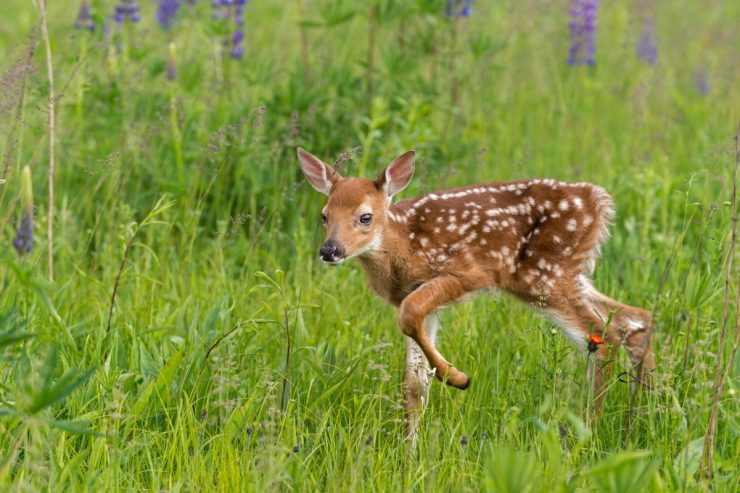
356,210,414,306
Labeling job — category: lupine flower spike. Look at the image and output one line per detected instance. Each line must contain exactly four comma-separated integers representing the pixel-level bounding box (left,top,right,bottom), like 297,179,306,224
166,42,178,80
13,166,34,256
568,0,598,66
157,0,181,30
446,0,474,18
114,1,141,24
74,0,95,31
231,0,248,59
211,0,230,20
694,68,709,95
211,0,250,60
587,333,605,353
636,18,658,65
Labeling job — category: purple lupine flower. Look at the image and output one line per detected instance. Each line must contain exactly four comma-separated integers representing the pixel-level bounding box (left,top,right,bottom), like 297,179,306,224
12,215,33,256
230,0,248,59
636,18,658,65
446,0,474,18
74,0,95,31
157,0,181,30
234,0,246,25
231,30,245,59
12,166,33,256
114,0,141,24
568,0,598,66
211,0,231,20
694,68,709,95
211,0,249,60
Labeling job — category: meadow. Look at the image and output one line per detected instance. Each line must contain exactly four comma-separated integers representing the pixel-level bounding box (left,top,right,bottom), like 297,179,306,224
0,0,738,491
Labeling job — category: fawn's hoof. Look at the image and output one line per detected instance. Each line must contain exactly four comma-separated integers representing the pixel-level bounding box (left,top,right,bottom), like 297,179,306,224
443,368,470,390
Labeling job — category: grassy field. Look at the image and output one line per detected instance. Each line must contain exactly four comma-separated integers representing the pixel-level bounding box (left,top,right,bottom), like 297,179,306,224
0,0,738,491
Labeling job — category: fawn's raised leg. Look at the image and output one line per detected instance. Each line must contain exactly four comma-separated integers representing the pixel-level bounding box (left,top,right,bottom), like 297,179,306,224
579,278,656,388
398,275,472,390
403,315,440,443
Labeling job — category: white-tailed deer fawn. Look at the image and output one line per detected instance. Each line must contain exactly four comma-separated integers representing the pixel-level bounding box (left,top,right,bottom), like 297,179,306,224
297,148,656,440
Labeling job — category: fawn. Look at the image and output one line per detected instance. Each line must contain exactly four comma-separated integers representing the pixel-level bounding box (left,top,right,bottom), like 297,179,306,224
297,148,656,440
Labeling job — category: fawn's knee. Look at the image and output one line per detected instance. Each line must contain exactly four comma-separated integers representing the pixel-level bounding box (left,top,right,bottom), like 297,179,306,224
398,301,424,337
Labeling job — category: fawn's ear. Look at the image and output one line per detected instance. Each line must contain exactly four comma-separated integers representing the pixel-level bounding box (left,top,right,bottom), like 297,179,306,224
297,148,342,195
376,151,415,198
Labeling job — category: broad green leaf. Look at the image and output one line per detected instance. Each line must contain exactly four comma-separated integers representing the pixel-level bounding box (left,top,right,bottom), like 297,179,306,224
673,437,705,478
587,450,661,493
483,448,540,493
131,349,183,417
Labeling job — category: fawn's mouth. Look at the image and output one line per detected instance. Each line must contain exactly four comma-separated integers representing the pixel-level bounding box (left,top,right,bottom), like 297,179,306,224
320,256,345,265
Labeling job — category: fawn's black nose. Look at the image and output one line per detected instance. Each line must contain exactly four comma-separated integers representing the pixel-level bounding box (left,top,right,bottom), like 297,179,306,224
319,243,336,257
320,240,345,263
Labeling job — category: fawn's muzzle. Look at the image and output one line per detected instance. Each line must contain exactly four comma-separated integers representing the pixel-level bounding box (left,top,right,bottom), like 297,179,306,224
320,240,345,263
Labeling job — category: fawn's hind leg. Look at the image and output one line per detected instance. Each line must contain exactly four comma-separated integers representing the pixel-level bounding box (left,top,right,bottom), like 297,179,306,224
578,276,656,388
544,293,621,410
403,315,440,444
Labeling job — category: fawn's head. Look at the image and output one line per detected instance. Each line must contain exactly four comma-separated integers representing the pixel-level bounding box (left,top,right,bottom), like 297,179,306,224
297,148,415,264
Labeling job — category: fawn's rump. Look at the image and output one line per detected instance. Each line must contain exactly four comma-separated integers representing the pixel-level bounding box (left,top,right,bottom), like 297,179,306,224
508,183,615,300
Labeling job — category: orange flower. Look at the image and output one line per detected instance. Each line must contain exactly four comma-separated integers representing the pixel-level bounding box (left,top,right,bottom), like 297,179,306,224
587,333,605,353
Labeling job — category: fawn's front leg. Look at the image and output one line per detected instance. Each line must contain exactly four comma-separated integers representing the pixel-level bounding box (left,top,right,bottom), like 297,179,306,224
403,316,440,443
398,275,471,390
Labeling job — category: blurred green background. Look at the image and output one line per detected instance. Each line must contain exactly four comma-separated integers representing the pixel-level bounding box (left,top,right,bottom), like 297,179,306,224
0,0,738,490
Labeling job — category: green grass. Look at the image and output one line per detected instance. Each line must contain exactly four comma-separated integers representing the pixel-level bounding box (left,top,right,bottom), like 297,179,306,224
0,0,738,491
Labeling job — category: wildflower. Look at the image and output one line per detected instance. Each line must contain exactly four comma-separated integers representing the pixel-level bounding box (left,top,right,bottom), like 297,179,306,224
211,0,249,60
231,30,244,59
446,0,474,18
211,0,231,20
230,0,248,59
636,18,658,65
459,434,469,447
74,0,95,31
157,0,181,30
12,166,33,256
694,68,709,95
166,42,178,80
567,0,598,66
113,1,141,24
587,333,605,353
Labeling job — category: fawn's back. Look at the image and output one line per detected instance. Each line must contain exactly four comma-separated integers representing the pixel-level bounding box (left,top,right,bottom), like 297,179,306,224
386,178,615,303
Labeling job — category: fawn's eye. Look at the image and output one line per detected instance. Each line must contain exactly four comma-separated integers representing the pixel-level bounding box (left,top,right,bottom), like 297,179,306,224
320,213,327,225
359,213,373,225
